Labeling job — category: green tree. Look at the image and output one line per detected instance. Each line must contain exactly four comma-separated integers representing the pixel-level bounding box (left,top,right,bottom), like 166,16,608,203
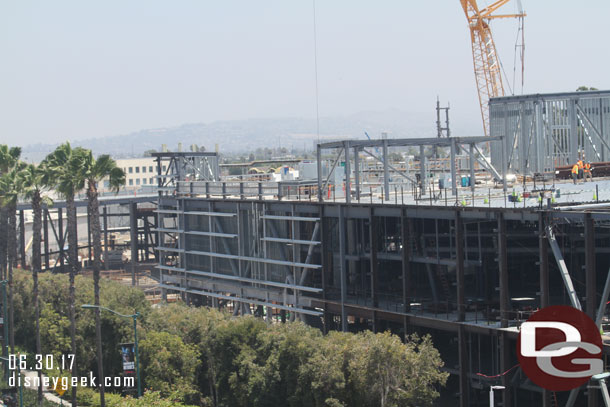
18,163,53,406
140,331,202,404
42,142,86,405
0,157,25,354
78,149,125,406
576,86,599,91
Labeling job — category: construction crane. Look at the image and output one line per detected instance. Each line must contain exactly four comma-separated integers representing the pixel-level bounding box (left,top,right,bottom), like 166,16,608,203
460,0,525,137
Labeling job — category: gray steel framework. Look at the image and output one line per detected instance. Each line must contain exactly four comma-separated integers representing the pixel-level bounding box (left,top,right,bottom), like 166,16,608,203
490,89,610,175
316,136,507,203
156,190,610,406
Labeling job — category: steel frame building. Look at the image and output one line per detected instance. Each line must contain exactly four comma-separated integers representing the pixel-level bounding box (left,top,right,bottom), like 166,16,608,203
490,90,610,176
155,150,610,407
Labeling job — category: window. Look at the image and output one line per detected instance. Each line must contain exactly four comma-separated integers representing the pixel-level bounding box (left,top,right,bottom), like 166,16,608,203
103,180,110,188
142,166,146,173
129,167,133,174
135,167,140,173
143,178,147,185
129,179,133,186
149,166,153,172
149,178,154,184
136,179,140,185
162,165,167,172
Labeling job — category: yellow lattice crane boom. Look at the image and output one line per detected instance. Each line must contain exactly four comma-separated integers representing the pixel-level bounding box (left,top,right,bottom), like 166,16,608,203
460,0,525,137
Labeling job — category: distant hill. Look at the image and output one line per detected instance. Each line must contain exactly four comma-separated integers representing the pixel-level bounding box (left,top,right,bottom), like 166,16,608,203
21,109,480,161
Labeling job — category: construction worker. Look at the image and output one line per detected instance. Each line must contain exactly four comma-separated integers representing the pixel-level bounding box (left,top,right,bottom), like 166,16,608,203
577,158,584,179
571,163,580,184
584,161,593,182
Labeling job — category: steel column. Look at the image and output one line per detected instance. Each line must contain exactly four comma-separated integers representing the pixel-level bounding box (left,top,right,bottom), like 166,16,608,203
450,138,457,196
420,145,426,195
18,211,25,269
354,147,360,201
458,325,469,407
498,213,509,328
382,139,390,200
456,210,465,322
469,144,475,193
369,208,378,309
317,145,322,202
344,141,351,204
338,205,347,332
129,202,138,286
43,209,49,271
103,207,109,271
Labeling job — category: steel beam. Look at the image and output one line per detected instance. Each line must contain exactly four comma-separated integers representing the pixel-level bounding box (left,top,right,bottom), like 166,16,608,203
129,202,138,286
546,225,582,310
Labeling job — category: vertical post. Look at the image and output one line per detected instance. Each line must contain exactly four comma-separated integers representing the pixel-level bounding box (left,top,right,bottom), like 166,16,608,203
569,99,578,163
456,210,465,322
18,211,25,269
420,145,426,196
129,202,138,286
344,141,351,204
369,208,378,309
338,205,347,332
585,213,596,320
539,213,549,309
500,331,513,407
458,325,469,407
43,209,50,271
469,143,475,193
450,138,457,197
317,144,323,202
501,137,508,194
539,212,551,407
2,281,8,381
354,147,360,202
401,211,411,340
498,213,509,328
133,314,142,398
58,208,64,270
382,139,390,201
103,207,109,271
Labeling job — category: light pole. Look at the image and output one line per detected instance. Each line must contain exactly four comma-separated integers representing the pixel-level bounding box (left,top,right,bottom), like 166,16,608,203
81,305,142,397
489,385,505,407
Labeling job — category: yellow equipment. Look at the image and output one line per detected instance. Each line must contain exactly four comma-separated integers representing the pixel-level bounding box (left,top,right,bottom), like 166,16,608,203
460,0,525,137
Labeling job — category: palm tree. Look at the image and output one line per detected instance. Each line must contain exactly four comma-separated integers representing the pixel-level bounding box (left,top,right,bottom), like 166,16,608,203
0,162,25,354
19,163,52,407
0,145,21,281
79,149,125,406
43,143,85,406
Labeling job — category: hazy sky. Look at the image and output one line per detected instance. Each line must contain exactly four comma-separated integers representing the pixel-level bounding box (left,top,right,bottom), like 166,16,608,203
1,1,609,147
